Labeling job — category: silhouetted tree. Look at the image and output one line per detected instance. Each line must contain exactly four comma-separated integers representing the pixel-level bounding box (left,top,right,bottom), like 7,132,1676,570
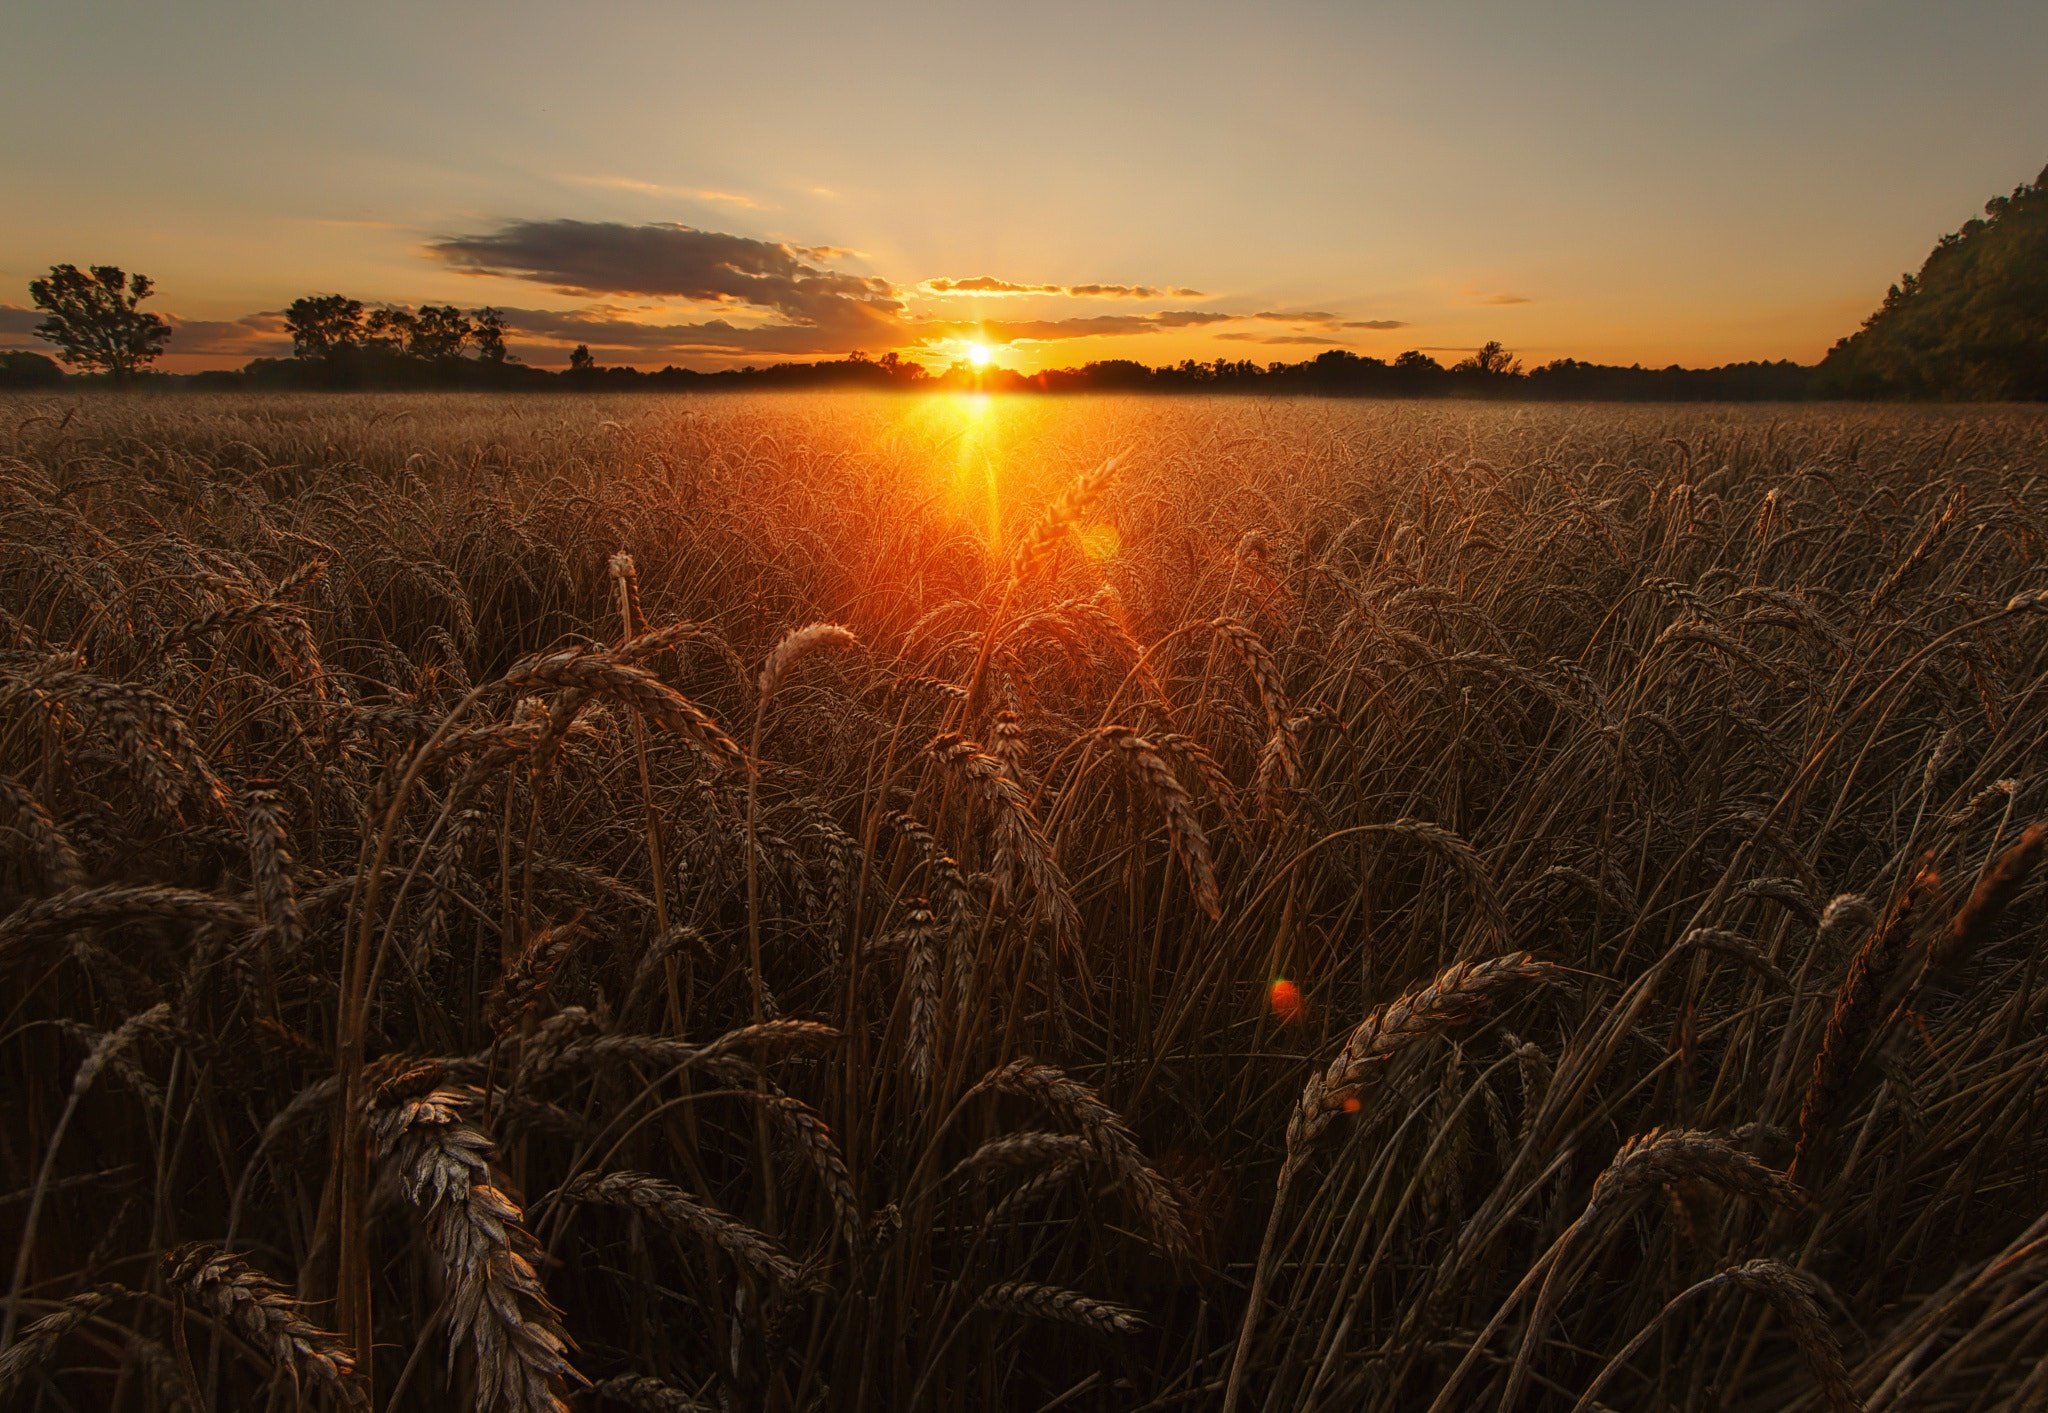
1818,161,2048,399
28,264,171,381
410,305,471,360
363,308,415,353
472,307,510,364
1454,340,1522,377
284,295,365,359
569,344,596,372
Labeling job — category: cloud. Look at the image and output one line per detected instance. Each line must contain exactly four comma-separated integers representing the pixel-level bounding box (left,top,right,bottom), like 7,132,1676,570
501,303,902,358
1,303,294,362
1071,283,1206,299
1252,311,1407,330
926,310,1235,345
923,277,1207,299
165,312,290,357
436,222,1267,359
1218,333,1352,346
569,176,766,210
429,220,901,333
296,217,409,231
1477,293,1533,305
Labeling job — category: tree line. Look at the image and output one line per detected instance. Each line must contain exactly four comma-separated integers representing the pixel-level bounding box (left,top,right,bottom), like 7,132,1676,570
8,151,2045,402
0,278,1816,401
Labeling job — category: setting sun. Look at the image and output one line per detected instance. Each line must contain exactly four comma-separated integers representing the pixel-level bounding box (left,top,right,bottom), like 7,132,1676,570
966,341,993,368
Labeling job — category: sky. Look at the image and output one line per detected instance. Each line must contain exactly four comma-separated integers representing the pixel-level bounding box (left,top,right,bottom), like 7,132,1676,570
2,0,2044,373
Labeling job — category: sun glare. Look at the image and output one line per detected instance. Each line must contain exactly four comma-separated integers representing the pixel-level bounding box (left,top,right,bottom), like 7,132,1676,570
967,341,993,367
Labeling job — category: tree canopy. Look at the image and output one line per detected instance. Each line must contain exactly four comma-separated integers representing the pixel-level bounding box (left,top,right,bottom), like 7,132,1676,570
1817,163,2048,399
28,264,171,380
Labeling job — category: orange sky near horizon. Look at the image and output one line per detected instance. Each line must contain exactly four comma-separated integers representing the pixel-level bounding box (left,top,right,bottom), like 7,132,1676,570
3,1,2044,375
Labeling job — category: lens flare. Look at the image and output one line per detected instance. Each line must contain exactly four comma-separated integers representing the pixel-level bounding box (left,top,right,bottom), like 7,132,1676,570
1268,977,1305,1024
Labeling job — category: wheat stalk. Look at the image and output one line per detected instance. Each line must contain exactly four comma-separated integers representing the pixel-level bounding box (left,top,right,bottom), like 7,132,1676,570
370,1084,583,1411
165,1244,363,1405
0,1286,124,1402
1225,954,1556,1413
558,1171,805,1287
977,1281,1144,1335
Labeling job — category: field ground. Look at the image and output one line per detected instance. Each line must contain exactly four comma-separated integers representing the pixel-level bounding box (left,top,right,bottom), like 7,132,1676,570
2,393,2047,1411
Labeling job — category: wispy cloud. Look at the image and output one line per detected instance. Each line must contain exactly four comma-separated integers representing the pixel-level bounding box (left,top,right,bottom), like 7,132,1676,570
569,176,767,210
923,276,1208,299
1252,310,1409,330
1219,332,1354,346
921,310,1236,345
1476,292,1533,305
295,217,410,231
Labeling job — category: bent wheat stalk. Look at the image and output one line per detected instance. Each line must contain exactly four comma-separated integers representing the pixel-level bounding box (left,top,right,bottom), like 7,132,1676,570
1222,954,1556,1413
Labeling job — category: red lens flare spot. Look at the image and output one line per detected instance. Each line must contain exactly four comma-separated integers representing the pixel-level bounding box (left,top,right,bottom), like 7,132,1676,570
1268,978,1305,1024
1342,1096,1362,1114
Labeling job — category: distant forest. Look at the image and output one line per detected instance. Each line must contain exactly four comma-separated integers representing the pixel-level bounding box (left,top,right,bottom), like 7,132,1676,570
4,164,2042,400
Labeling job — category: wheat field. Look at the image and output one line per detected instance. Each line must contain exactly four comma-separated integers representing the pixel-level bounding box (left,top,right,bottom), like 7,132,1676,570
1,391,2045,1411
